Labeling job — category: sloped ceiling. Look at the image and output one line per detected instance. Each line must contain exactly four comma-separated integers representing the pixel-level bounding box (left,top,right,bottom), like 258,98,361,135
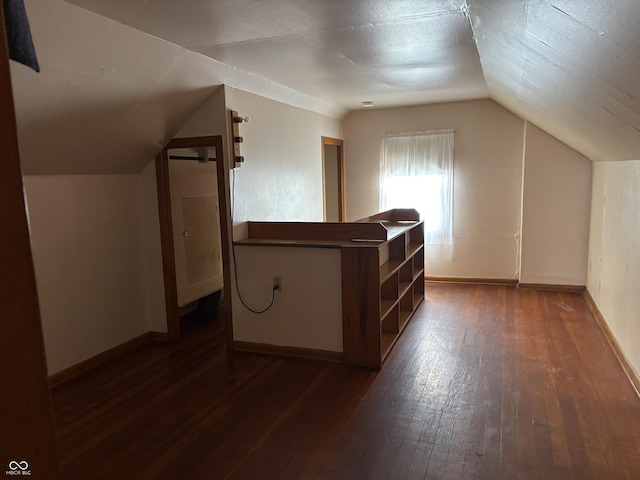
11,0,640,175
11,0,222,175
12,0,344,175
469,0,640,162
63,0,488,110
62,0,640,162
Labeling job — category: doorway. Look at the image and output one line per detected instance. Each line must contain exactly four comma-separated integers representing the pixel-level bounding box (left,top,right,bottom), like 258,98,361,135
155,136,234,351
321,136,345,222
168,148,223,312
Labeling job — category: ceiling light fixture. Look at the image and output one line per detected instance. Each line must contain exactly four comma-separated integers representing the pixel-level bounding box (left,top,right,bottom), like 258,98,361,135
361,101,374,108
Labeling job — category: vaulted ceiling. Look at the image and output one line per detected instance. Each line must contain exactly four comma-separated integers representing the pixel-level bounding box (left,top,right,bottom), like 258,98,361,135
65,0,489,110
471,0,640,162
11,0,640,174
64,0,640,162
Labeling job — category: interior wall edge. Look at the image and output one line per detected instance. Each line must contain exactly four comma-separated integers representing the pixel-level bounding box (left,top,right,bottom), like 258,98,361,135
583,288,640,398
48,332,154,388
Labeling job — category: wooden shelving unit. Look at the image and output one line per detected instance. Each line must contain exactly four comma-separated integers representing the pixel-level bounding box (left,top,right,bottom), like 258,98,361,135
236,208,425,369
341,209,425,368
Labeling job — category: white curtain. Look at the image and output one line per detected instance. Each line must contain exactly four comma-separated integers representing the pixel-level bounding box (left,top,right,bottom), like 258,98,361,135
380,130,454,261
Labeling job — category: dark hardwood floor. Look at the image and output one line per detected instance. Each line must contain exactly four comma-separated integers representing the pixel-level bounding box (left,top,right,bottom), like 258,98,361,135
51,284,640,479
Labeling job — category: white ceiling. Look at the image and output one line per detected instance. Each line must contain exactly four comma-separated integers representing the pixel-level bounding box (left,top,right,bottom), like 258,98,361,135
62,0,640,162
65,0,489,110
14,0,640,169
470,0,640,161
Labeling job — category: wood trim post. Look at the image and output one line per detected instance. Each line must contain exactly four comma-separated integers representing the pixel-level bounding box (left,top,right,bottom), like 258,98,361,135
0,4,59,477
341,247,381,368
155,148,180,341
211,138,236,356
322,136,345,221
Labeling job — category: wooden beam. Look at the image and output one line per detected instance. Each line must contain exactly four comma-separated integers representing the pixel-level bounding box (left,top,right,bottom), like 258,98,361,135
0,4,59,477
155,149,180,341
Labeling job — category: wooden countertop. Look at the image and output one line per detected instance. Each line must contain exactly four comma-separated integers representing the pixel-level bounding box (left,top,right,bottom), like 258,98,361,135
234,220,421,248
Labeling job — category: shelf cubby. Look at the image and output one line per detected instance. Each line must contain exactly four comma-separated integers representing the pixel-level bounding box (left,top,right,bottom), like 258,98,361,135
413,276,425,307
341,209,425,368
399,261,413,297
413,246,425,279
399,289,414,330
380,259,403,283
380,273,399,318
388,234,406,262
408,222,425,253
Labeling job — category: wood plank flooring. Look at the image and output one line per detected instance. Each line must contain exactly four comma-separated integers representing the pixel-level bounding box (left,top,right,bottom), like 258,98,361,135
51,284,640,479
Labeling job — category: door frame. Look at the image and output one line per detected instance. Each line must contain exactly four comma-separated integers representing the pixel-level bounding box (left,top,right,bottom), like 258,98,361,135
321,136,345,221
155,135,234,351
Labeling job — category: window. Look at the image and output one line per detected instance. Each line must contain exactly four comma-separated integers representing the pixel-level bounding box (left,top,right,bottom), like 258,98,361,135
380,130,454,261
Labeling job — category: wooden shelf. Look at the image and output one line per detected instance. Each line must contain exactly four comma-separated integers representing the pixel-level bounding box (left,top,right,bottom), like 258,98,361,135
399,309,412,330
381,332,396,359
407,242,423,258
380,259,403,282
235,208,424,370
342,209,425,369
399,281,412,297
380,298,396,319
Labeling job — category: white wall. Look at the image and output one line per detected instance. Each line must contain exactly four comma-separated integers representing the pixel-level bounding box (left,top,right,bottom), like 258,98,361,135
13,0,224,176
175,86,227,140
588,160,640,377
24,175,151,374
225,87,342,237
12,1,343,176
22,87,232,371
233,246,343,352
224,87,343,346
520,123,591,285
343,99,524,279
21,81,345,371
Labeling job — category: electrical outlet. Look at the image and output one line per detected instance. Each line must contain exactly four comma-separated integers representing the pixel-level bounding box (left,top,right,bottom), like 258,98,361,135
273,276,282,291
